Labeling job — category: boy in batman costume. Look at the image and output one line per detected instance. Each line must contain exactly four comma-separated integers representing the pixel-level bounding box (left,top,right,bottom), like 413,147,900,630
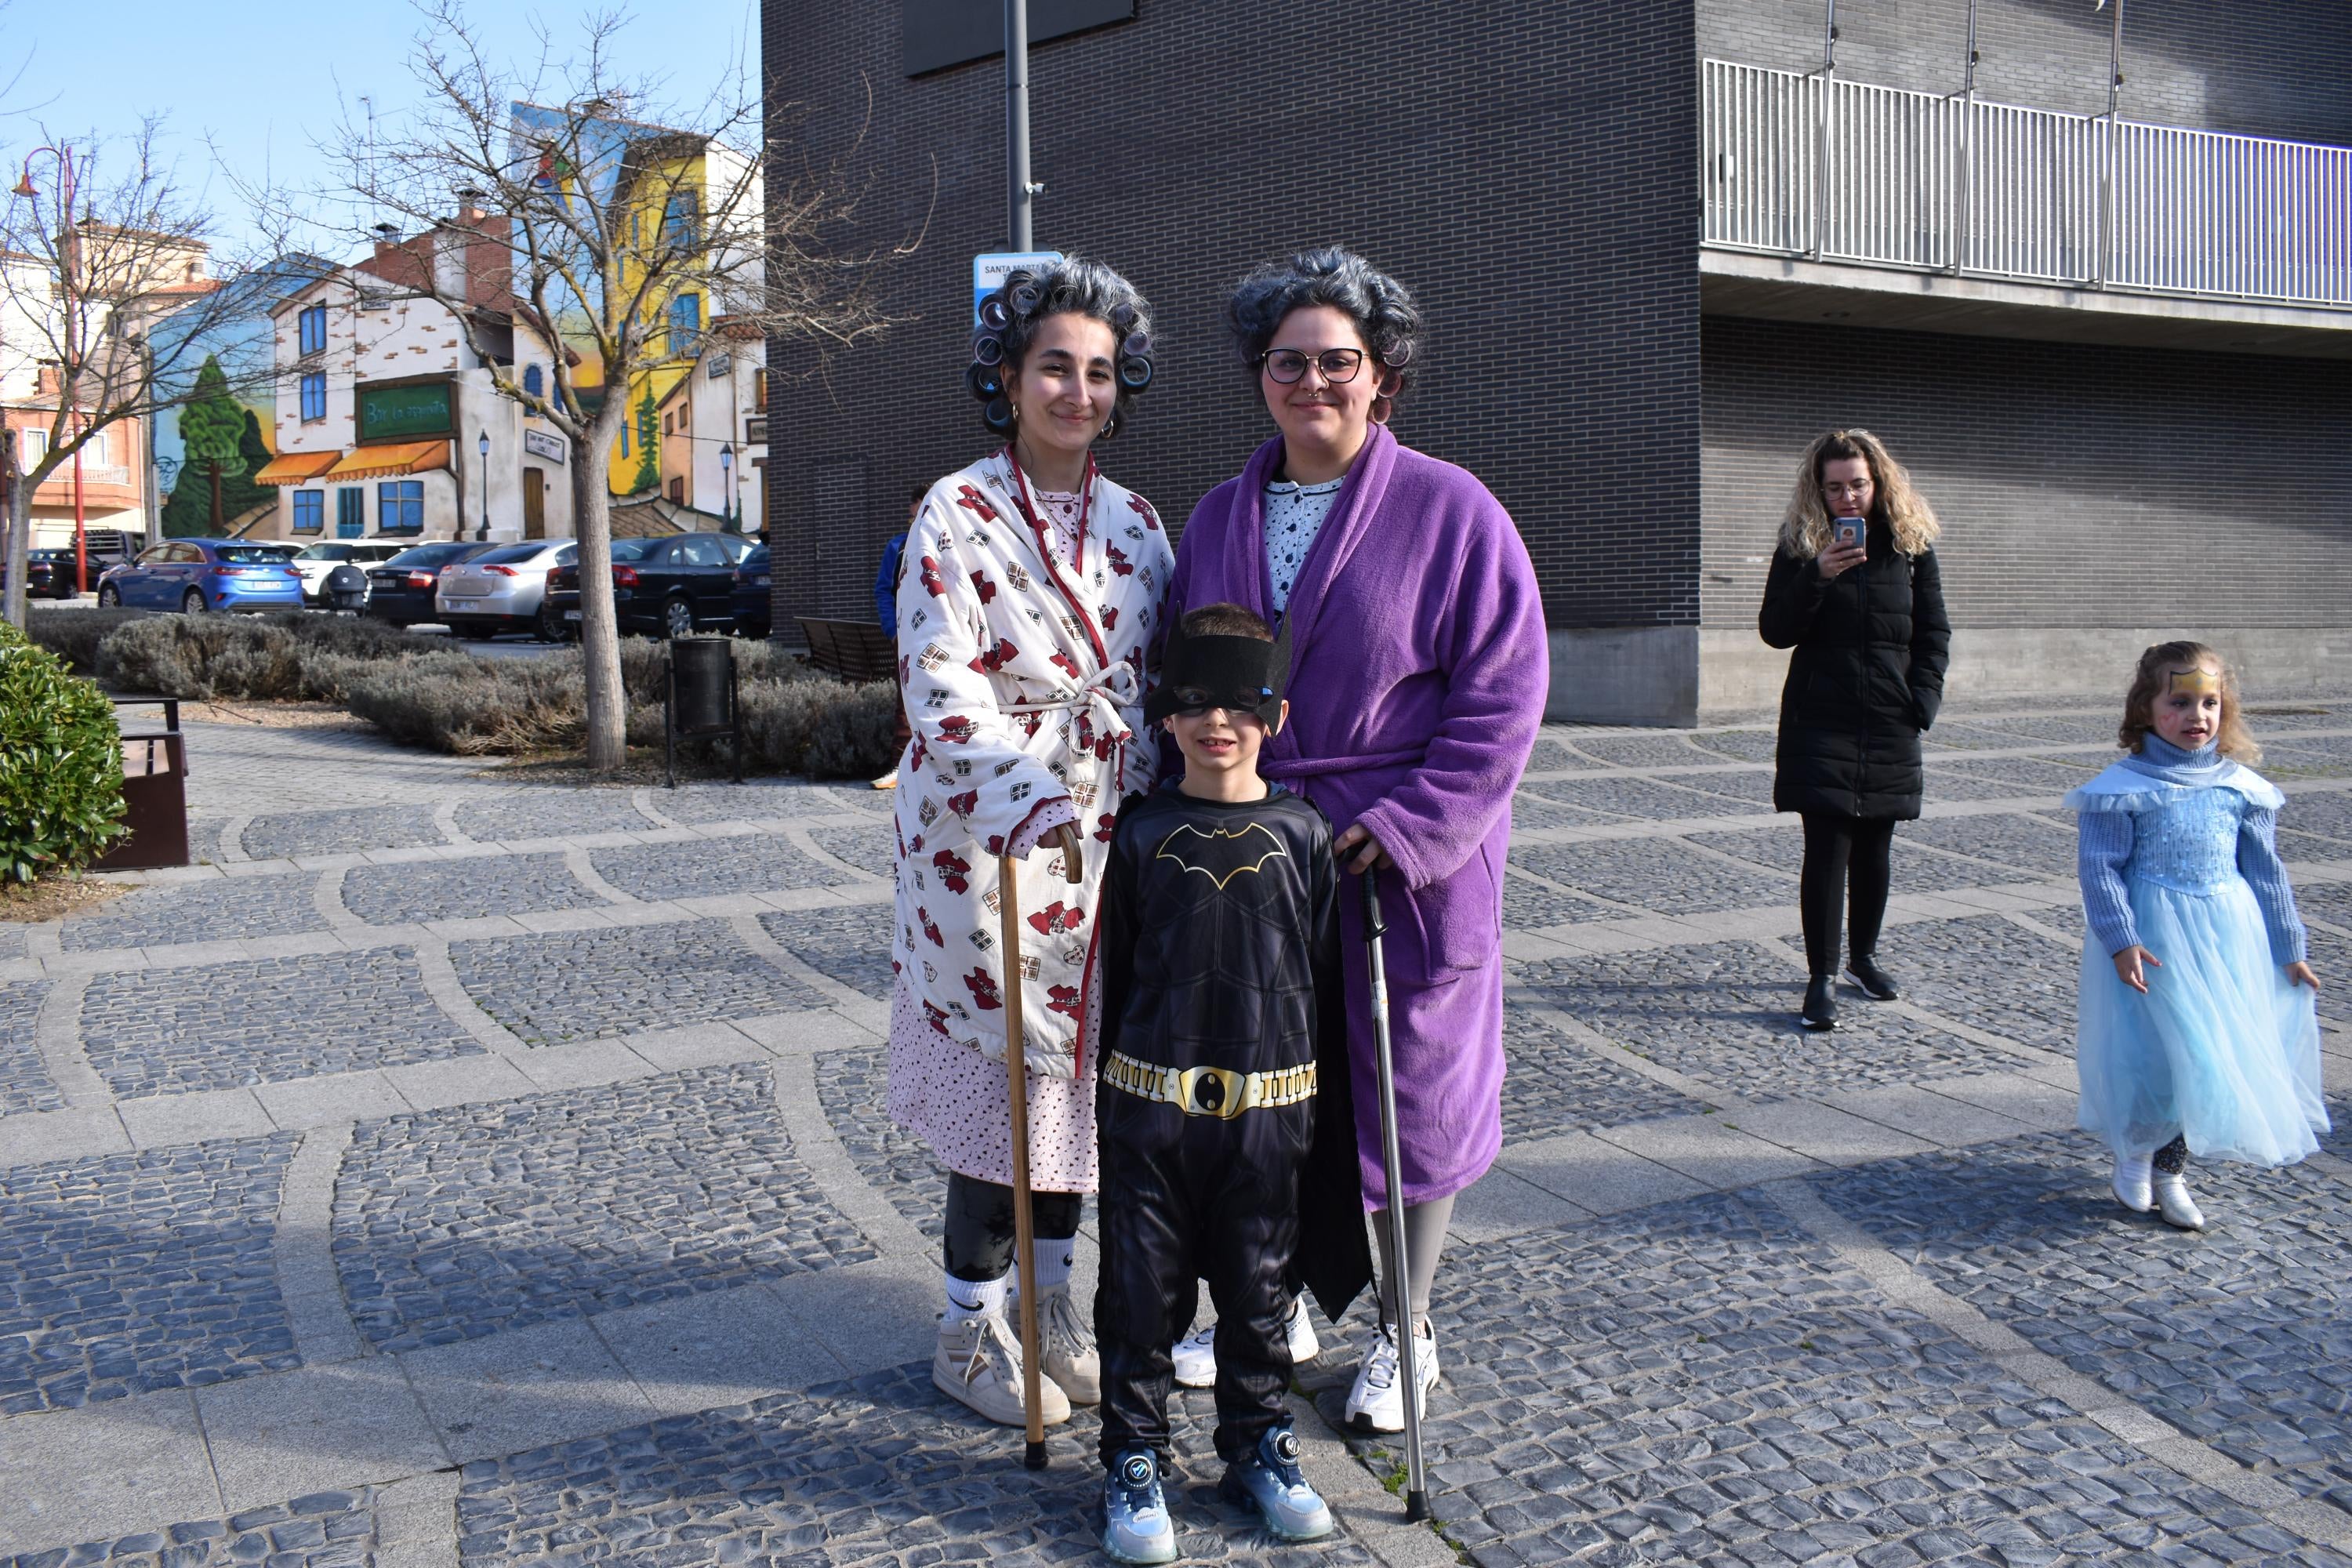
1092,602,1371,1564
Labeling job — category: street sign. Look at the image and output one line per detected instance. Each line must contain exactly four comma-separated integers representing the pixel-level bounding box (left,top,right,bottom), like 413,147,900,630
524,429,567,465
973,251,1063,324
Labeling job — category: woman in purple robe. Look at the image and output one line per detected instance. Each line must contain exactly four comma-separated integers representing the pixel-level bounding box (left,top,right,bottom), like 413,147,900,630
1166,249,1548,1434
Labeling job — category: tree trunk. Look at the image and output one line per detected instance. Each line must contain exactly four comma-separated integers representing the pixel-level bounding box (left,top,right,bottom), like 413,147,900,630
2,475,29,630
572,424,626,773
209,464,223,535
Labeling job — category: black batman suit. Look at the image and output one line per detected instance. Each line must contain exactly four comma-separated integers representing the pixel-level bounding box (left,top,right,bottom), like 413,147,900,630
1094,782,1370,1468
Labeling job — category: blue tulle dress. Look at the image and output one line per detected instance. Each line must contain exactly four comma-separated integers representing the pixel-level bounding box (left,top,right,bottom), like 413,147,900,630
2067,749,2326,1167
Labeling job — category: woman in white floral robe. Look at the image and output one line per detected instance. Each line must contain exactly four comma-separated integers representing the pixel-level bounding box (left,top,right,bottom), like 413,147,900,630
886,259,1171,1428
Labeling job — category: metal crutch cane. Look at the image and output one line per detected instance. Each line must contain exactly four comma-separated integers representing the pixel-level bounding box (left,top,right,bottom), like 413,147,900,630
997,831,1083,1471
1360,866,1430,1523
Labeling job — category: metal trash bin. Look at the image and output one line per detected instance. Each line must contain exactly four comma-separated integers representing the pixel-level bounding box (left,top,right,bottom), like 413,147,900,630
666,637,742,788
323,562,369,614
93,699,191,870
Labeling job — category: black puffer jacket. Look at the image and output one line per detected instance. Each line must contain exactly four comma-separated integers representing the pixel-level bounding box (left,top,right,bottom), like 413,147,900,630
1759,519,1951,820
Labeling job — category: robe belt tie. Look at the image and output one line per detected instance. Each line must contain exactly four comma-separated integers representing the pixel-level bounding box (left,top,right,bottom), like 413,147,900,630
1261,746,1427,780
1102,1050,1316,1120
1001,662,1141,735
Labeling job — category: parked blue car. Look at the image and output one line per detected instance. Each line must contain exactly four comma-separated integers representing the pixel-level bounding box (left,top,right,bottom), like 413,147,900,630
96,539,310,613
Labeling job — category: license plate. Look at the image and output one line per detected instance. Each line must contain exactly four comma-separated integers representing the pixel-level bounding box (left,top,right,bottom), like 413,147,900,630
564,609,581,621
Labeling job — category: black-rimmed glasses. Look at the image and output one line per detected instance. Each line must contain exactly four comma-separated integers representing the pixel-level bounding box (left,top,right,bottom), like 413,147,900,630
1258,347,1367,384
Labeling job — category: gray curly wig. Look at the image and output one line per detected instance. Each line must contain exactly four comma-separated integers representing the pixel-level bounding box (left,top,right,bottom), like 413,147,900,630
1227,247,1423,419
967,256,1155,440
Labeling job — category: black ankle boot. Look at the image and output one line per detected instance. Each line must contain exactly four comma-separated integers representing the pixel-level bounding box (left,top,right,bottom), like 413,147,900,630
1801,975,1838,1031
1844,955,1899,1001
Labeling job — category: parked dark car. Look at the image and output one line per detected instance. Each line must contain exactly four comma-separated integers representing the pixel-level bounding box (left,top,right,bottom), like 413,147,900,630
0,547,81,600
96,539,307,612
543,534,748,640
730,544,771,637
364,541,499,628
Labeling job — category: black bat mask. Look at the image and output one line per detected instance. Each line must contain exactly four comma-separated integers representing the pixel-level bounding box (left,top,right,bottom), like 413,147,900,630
1144,613,1292,728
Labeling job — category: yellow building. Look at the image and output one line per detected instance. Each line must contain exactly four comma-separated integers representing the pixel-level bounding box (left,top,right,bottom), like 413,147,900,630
599,129,761,499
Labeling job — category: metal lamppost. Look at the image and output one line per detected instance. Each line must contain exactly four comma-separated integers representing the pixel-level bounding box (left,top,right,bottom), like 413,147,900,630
720,443,735,532
476,430,492,539
15,147,85,593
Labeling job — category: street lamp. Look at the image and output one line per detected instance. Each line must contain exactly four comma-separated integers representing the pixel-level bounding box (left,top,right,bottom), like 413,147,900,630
719,443,735,532
477,430,492,540
16,145,86,595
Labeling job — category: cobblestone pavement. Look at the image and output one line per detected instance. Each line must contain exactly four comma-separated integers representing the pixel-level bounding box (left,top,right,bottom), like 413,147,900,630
0,706,2347,1566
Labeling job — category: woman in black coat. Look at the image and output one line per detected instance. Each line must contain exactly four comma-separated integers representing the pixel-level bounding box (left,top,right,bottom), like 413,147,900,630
1759,428,1951,1032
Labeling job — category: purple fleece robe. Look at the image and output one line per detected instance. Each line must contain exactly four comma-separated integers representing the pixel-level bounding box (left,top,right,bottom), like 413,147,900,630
1170,424,1548,1207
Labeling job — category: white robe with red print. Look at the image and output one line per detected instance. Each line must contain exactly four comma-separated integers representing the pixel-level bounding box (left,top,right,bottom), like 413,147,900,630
891,450,1172,1080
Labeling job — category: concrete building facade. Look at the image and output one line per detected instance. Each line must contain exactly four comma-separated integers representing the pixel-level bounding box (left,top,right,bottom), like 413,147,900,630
762,0,2352,720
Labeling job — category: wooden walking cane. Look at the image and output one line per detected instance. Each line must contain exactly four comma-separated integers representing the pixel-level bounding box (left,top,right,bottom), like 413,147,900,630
999,826,1083,1471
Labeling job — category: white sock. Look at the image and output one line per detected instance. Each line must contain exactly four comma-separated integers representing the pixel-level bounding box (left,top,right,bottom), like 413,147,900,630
944,1272,1007,1324
1031,1239,1074,1294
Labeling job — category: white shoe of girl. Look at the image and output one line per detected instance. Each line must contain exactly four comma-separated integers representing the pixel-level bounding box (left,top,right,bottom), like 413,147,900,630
1343,1321,1439,1433
2111,1152,2154,1213
2151,1172,2205,1230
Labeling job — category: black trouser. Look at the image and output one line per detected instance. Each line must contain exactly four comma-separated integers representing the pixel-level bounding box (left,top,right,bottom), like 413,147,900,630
1799,813,1896,978
942,1171,1081,1282
1095,1093,1308,1468
2154,1134,2188,1174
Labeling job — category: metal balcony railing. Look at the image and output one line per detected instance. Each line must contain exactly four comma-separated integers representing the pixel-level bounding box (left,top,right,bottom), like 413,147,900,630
1701,58,2352,308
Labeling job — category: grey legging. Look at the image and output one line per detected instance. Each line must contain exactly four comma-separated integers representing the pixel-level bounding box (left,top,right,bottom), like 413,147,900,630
1370,1195,1456,1330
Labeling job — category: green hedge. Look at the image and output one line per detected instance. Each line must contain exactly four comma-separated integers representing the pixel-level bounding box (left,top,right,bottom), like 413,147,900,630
0,618,126,883
85,613,898,779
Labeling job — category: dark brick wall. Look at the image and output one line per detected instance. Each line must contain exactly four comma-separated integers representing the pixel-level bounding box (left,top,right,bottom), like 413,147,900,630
1700,0,2352,144
1698,315,2352,631
762,0,1700,635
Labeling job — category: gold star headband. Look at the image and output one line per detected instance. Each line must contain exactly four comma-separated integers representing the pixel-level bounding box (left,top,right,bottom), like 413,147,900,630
2165,666,2221,698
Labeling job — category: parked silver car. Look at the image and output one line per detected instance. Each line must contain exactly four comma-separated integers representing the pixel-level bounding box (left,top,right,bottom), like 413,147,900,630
288,541,411,604
435,539,579,641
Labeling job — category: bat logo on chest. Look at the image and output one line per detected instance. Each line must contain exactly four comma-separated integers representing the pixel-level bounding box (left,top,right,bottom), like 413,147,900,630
1152,822,1290,889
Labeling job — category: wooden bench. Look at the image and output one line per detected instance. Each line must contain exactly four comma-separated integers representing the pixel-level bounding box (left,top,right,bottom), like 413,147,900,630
796,618,896,684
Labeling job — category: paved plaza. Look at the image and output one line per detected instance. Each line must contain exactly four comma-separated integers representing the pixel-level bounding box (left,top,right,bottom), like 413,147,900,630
2,704,2350,1566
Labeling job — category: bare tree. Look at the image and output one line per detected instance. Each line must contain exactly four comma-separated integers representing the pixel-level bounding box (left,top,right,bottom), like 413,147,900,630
1,120,274,627
252,2,920,771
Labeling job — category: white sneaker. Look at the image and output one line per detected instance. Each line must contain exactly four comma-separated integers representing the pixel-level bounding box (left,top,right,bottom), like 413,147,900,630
2112,1152,2154,1213
2152,1172,2205,1231
1169,1298,1321,1389
932,1311,1072,1428
1343,1322,1438,1434
1028,1283,1099,1405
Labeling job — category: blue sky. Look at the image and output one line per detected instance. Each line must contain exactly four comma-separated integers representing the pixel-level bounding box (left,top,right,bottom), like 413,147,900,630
3,1,758,256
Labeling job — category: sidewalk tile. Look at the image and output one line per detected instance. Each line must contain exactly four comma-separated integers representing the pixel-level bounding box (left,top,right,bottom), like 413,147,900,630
195,1359,446,1511
0,1390,220,1550
398,1316,655,1464
594,1281,850,1416
118,1089,275,1149
1818,1082,2037,1148
1592,1112,1825,1188
1498,1128,1711,1214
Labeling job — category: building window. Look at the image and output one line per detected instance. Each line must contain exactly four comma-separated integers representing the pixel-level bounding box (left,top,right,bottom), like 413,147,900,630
336,488,365,538
378,479,424,535
753,368,767,412
662,410,673,437
619,420,630,459
298,304,327,356
292,489,325,533
300,372,327,422
522,363,544,397
666,293,700,355
661,194,697,251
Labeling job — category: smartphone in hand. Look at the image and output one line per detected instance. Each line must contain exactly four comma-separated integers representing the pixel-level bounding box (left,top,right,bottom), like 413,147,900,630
1831,516,1864,550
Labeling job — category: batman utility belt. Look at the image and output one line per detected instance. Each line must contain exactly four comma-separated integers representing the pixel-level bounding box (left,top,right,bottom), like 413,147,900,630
1102,1050,1316,1120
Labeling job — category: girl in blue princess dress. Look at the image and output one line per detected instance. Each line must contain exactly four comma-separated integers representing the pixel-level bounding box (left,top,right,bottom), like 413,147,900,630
2068,641,2326,1230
